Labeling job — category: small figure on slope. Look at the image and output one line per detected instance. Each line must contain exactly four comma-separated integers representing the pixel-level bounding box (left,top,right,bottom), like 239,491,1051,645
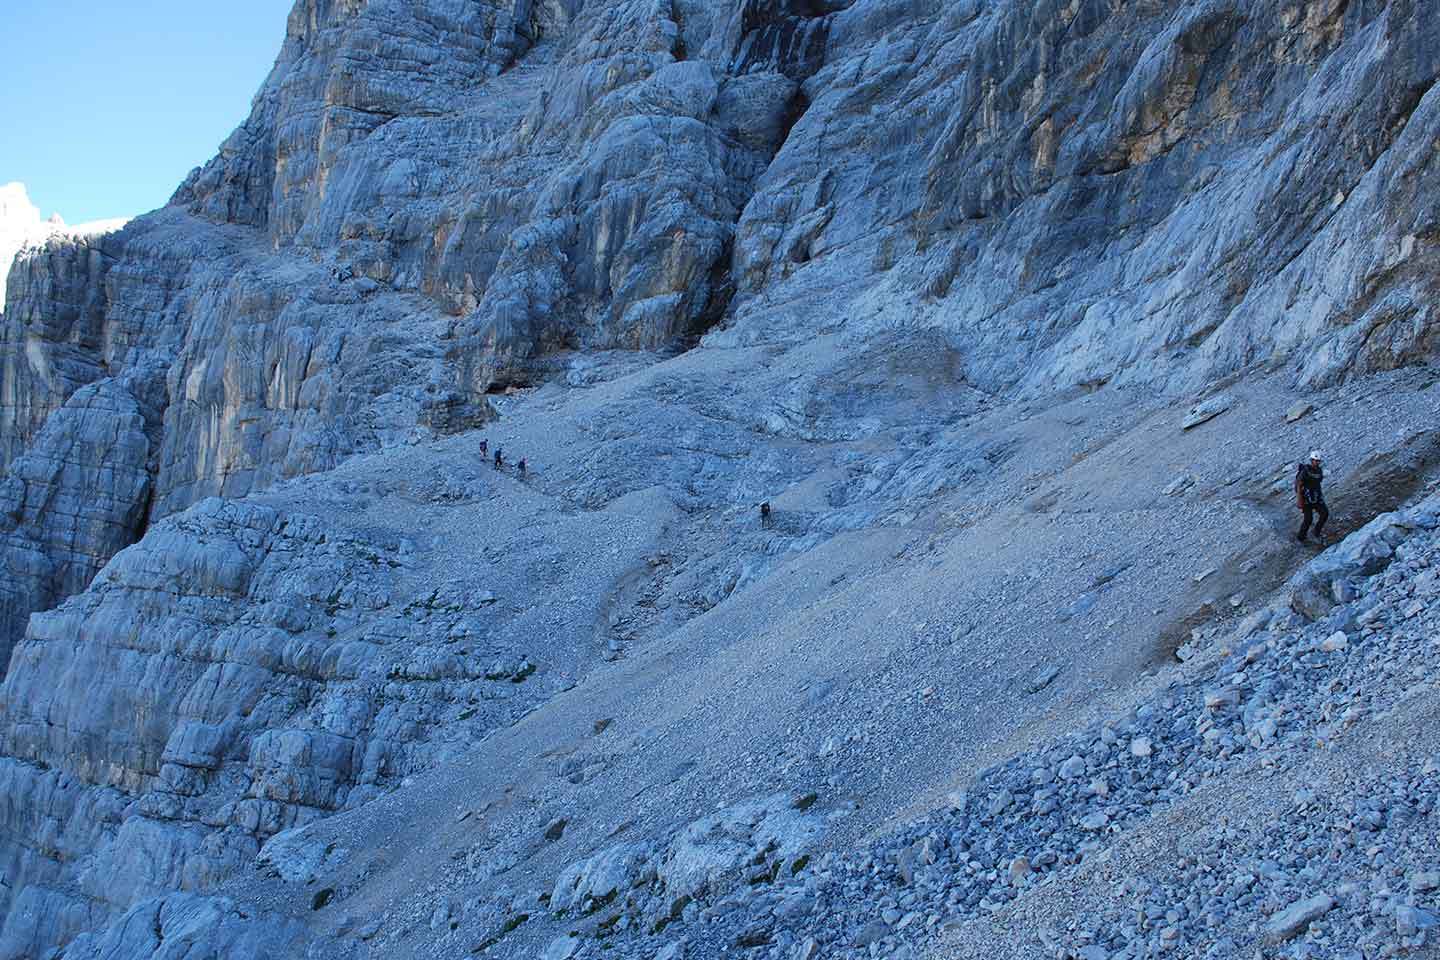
1295,450,1328,544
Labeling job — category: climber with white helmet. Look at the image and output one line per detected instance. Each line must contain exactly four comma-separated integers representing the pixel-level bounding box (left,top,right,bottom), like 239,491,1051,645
1295,450,1328,543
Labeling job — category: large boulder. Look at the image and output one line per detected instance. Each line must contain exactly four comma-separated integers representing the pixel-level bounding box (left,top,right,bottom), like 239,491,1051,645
550,842,654,913
1287,492,1440,620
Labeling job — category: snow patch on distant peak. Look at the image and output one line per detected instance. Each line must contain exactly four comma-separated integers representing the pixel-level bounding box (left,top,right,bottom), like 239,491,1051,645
0,182,41,224
0,182,129,313
68,217,131,236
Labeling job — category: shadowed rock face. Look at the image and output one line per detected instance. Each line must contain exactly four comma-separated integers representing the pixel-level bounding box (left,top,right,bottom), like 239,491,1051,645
0,363,164,672
732,0,843,78
1,0,1439,955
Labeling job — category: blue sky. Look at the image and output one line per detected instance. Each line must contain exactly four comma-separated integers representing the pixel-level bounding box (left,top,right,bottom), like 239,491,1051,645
1,1,296,223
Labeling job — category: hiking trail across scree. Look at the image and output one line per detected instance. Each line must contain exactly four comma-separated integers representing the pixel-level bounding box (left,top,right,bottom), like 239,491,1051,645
502,490,1440,960
11,346,1438,960
144,364,1440,960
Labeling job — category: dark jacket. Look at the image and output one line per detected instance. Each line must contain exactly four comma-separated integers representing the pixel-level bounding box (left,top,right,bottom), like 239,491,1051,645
1295,462,1324,507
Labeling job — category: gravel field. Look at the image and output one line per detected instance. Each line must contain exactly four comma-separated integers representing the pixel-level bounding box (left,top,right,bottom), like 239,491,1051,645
155,361,1440,960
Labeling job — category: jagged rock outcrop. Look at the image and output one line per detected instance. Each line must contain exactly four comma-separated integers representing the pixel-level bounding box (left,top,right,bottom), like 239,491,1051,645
0,474,667,955
2,0,1439,957
52,894,310,960
0,182,130,382
0,361,164,672
547,792,824,916
0,184,125,318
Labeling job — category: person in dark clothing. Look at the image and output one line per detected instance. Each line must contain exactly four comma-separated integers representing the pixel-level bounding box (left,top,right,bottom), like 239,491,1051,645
479,438,488,455
494,447,504,469
760,501,772,526
517,457,527,477
1295,450,1328,543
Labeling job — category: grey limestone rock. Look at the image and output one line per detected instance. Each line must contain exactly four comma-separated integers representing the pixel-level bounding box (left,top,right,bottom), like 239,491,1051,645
1287,508,1416,619
1181,395,1234,431
0,182,127,319
0,183,58,314
548,792,825,920
53,894,312,960
1263,893,1334,943
543,933,582,960
1286,400,1316,423
0,363,163,671
0,480,657,952
2,0,1440,957
656,792,824,900
550,842,653,913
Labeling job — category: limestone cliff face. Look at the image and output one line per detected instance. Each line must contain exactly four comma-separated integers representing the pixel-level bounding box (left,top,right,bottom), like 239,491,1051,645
0,363,163,688
1,0,1438,956
8,0,1438,503
0,0,815,665
724,0,1440,395
0,480,666,955
0,185,127,466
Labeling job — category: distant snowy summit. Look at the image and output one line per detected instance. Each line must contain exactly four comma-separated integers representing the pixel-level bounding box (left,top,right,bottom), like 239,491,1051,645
0,181,128,312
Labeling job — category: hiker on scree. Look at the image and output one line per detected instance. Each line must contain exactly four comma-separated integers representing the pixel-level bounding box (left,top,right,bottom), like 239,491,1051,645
1295,450,1328,543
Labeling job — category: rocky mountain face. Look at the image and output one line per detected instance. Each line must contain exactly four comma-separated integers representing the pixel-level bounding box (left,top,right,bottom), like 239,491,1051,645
2,0,1438,958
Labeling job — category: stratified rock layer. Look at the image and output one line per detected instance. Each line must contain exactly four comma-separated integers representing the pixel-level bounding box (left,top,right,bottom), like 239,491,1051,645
0,363,163,671
0,474,665,954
